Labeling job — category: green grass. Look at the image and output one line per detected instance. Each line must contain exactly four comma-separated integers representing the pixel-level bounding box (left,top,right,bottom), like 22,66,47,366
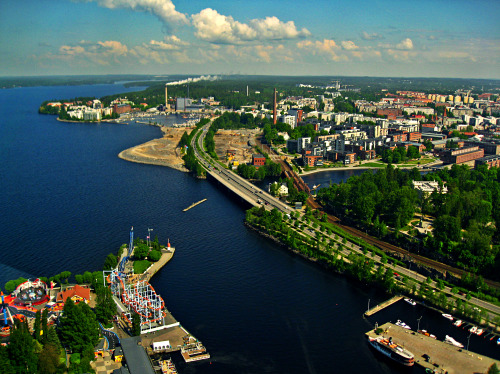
355,162,385,168
133,260,151,274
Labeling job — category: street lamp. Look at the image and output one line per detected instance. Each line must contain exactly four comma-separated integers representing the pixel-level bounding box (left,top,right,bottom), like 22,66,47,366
467,331,472,352
147,228,153,248
417,316,422,332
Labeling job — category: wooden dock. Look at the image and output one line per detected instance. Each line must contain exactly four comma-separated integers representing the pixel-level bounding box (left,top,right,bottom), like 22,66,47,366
366,322,499,373
183,198,207,212
365,296,403,316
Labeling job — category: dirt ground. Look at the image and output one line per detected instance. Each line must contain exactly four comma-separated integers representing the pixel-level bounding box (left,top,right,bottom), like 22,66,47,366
213,129,260,165
118,126,260,170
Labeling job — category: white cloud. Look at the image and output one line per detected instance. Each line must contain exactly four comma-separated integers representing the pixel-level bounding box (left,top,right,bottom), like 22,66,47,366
297,39,345,61
147,35,188,51
191,8,309,44
341,40,359,50
396,38,413,50
362,31,383,40
87,0,188,29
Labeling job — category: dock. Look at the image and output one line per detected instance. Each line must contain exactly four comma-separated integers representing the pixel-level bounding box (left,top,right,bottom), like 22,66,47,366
366,322,499,373
365,296,403,316
183,198,207,212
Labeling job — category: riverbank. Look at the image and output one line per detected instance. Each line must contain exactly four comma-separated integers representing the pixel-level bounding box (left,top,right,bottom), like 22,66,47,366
118,126,191,172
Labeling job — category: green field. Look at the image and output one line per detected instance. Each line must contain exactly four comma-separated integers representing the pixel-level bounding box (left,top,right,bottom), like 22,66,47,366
133,260,151,274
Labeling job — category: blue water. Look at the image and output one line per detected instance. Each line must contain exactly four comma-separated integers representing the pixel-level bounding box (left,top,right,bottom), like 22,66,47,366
1,84,498,373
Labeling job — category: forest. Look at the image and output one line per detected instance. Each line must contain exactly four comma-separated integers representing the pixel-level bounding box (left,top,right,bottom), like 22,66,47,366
316,164,500,280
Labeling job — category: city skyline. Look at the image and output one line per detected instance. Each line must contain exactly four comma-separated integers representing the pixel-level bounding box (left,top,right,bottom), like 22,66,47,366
1,0,499,79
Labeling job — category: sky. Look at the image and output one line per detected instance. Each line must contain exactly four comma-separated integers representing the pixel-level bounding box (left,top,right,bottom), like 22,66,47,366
1,0,499,79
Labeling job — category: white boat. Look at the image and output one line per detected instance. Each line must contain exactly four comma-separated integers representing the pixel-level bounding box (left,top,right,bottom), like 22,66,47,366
404,298,416,306
469,326,477,334
453,320,463,327
475,328,484,336
368,336,415,366
396,320,411,330
442,313,453,321
444,335,464,348
497,337,500,345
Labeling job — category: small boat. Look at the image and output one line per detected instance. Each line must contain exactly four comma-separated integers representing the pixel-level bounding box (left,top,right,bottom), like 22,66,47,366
453,320,463,327
396,320,411,330
497,337,500,345
404,298,416,306
444,335,464,348
161,358,177,374
469,326,477,334
442,313,453,321
475,328,484,336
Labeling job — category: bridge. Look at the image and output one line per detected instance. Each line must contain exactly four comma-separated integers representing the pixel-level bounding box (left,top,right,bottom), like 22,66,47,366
191,123,294,215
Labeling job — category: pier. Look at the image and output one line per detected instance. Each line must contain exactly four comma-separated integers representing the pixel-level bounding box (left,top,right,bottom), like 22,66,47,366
183,198,207,212
365,296,403,316
366,322,498,373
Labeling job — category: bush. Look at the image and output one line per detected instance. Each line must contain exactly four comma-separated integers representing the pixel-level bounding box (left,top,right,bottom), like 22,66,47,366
148,250,162,262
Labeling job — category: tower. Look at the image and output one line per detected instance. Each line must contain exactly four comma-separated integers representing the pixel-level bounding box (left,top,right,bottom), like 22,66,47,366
273,88,277,125
165,84,170,111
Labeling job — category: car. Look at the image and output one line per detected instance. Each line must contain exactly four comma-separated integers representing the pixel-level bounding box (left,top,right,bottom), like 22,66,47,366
393,272,400,277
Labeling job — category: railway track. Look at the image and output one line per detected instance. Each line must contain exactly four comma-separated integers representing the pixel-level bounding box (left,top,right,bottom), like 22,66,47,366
276,152,500,290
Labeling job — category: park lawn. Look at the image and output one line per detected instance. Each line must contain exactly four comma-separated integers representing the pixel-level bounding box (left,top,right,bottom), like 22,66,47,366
133,260,151,274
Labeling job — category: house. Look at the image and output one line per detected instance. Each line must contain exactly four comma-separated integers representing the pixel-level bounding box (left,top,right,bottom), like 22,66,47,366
56,284,91,304
252,154,266,167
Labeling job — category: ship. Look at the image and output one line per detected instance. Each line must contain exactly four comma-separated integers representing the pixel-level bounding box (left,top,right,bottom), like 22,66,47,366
404,298,416,306
444,335,464,348
368,336,415,366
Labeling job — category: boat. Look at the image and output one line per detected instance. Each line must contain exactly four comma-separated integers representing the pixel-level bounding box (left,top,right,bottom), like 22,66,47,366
453,320,463,327
396,320,411,330
444,335,464,348
469,326,477,334
418,330,437,339
160,358,177,374
368,336,415,366
442,313,453,321
475,328,484,336
497,337,500,345
404,298,416,306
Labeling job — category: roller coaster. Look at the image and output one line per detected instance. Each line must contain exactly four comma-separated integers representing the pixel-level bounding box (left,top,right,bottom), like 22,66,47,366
105,227,167,334
107,269,166,334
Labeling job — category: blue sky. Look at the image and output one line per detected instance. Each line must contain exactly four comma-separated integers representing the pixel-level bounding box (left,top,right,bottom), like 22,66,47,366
1,0,499,78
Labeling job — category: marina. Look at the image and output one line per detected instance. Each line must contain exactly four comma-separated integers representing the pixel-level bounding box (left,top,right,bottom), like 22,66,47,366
366,322,498,373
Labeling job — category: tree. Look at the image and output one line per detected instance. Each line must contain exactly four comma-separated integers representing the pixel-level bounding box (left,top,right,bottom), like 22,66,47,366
58,298,99,353
149,250,162,262
133,243,149,260
488,363,499,374
33,310,41,342
103,253,118,270
132,313,141,336
8,321,38,373
94,286,117,324
37,344,61,374
0,345,14,374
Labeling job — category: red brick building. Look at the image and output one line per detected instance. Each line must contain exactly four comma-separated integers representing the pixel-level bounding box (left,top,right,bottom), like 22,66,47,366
408,132,422,142
377,107,402,119
475,155,500,169
252,154,266,167
441,146,484,164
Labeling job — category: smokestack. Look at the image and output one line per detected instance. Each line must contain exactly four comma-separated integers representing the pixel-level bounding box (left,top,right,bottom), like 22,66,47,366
273,88,277,125
165,84,169,111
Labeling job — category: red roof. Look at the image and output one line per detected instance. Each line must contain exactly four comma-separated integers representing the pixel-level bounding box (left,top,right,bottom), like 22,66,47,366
56,285,91,303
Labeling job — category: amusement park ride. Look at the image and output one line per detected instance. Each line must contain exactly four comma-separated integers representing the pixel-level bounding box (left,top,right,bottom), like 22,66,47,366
104,227,168,335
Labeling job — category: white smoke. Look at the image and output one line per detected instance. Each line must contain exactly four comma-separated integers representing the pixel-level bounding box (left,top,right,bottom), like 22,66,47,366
166,75,219,86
